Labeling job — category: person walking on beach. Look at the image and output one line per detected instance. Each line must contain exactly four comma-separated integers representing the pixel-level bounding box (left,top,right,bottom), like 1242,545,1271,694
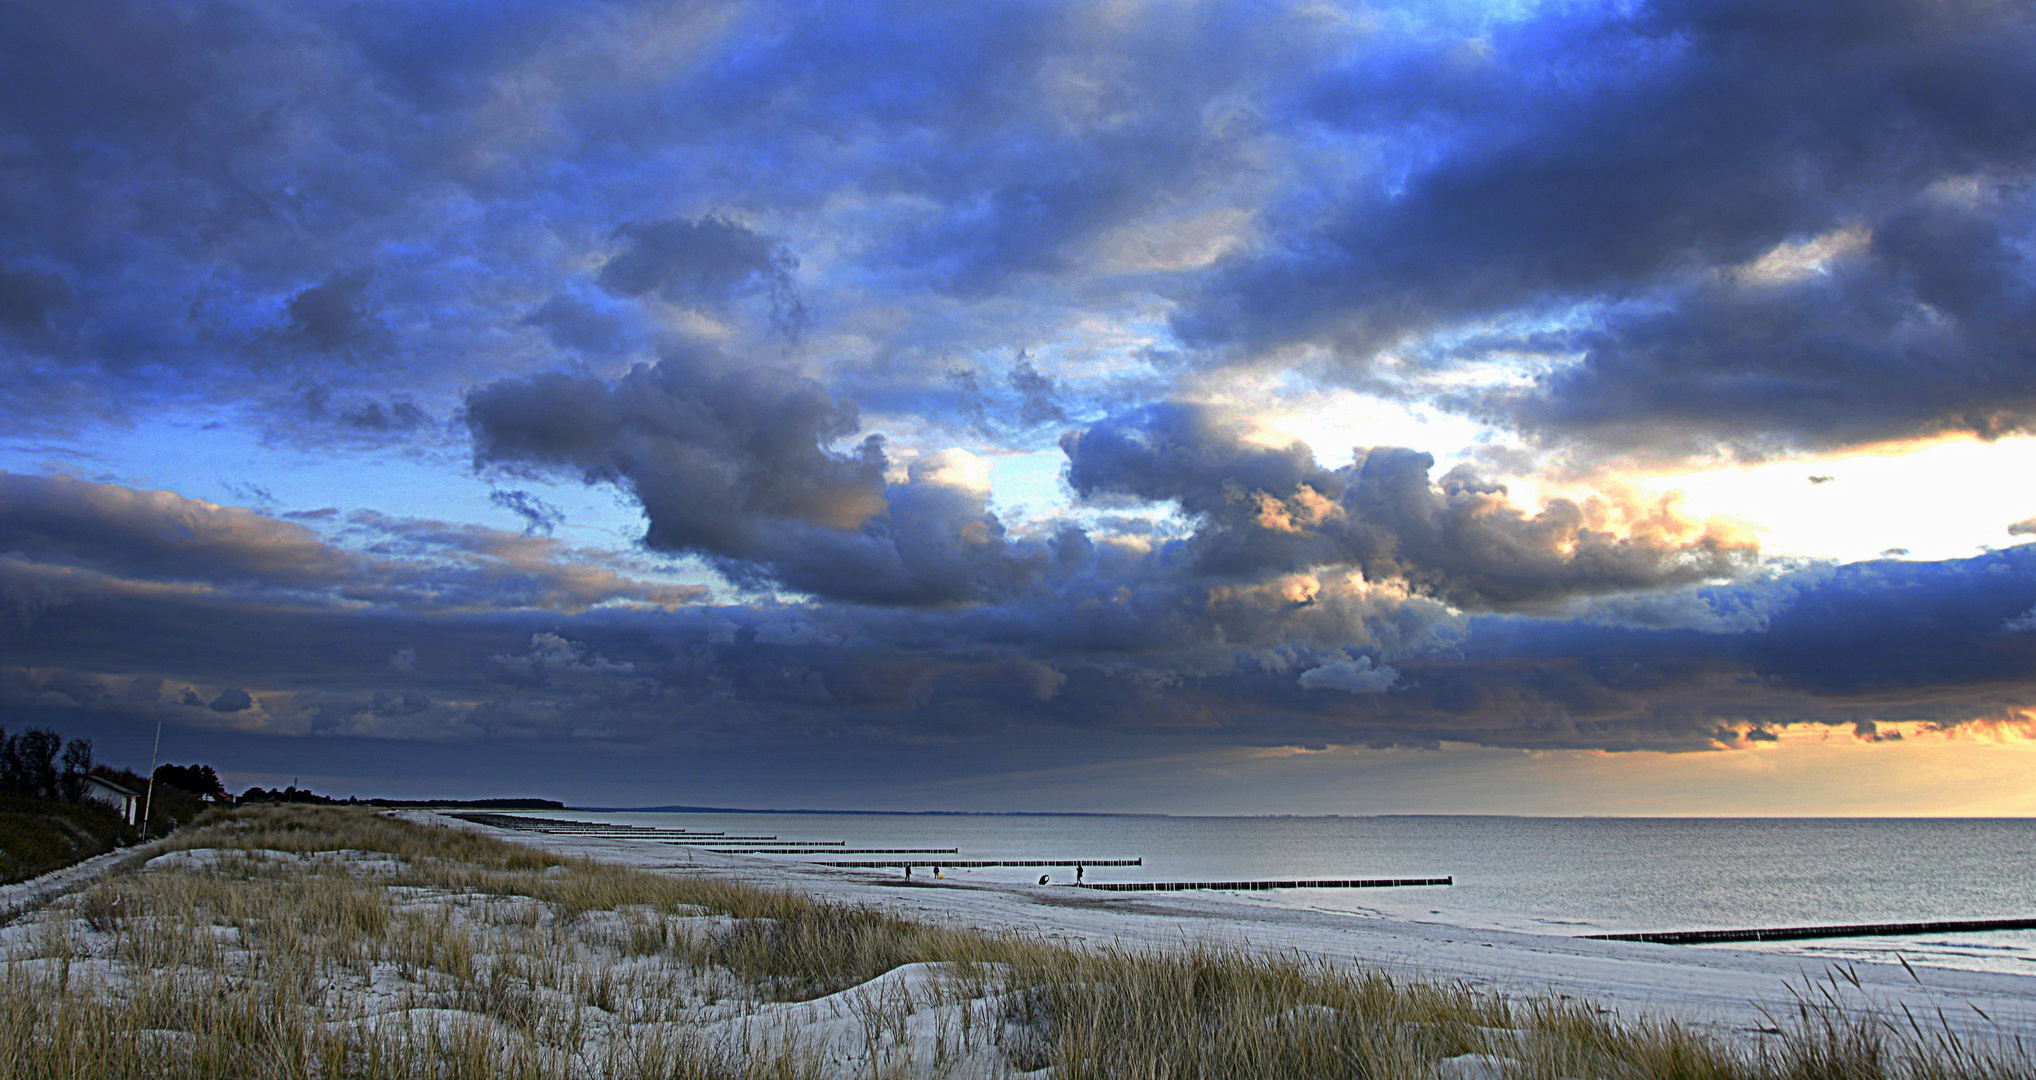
1076,864,1084,883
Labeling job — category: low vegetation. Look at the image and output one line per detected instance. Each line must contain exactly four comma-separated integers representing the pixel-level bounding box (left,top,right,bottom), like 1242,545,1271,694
3,805,2027,1079
0,789,136,884
0,724,221,883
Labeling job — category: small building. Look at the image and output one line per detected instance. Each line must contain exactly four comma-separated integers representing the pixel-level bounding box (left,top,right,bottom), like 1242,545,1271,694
83,774,143,826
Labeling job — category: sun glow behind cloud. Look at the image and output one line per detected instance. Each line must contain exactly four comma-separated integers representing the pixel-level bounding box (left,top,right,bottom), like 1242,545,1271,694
1621,436,2036,565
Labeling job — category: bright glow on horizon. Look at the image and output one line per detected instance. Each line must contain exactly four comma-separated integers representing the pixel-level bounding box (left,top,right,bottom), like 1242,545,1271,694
874,722,2036,817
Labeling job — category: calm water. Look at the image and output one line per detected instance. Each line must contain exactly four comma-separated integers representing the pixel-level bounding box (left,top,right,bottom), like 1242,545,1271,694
536,812,2036,976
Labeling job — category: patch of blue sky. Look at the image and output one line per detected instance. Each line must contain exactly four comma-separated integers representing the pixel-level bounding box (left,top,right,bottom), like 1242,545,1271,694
985,448,1074,526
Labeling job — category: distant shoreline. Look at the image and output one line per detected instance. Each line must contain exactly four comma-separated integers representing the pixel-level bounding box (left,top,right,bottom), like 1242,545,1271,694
569,804,1135,816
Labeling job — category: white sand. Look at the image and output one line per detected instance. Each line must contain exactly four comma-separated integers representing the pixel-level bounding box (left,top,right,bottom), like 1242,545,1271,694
457,815,2036,1043
0,846,140,922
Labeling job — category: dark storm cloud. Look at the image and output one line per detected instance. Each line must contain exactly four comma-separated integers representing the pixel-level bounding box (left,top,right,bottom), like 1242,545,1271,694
284,269,384,354
208,688,255,713
599,217,806,336
1350,547,2036,749
1174,0,2036,453
1732,553,2036,695
467,353,1047,606
523,295,630,357
1142,547,2036,755
466,352,887,559
1484,198,2036,453
8,539,2035,771
0,265,73,336
1062,402,1753,610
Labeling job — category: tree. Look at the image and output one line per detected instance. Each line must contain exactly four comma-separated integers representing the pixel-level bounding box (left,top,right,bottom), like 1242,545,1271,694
154,763,228,800
238,784,334,805
7,728,62,800
59,738,94,803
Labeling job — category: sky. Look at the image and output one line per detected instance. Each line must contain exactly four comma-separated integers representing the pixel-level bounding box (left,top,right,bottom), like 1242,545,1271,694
4,0,2036,813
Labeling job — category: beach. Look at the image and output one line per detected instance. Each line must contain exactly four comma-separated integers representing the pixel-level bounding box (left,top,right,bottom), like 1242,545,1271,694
13,805,2036,1079
462,813,2036,1043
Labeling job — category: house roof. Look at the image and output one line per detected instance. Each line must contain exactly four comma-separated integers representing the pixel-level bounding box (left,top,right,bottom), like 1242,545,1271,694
85,774,143,798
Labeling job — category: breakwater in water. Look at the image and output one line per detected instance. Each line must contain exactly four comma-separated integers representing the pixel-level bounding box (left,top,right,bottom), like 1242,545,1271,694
1073,876,1451,893
1587,916,2036,945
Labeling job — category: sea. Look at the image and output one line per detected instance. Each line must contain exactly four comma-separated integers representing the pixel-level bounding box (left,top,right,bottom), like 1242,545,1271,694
527,811,2036,977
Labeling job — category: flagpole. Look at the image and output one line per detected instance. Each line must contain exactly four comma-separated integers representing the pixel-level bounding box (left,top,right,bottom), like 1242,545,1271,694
140,720,162,839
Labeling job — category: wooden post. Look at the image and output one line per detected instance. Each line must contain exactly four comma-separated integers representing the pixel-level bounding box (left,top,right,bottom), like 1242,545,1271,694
139,720,162,839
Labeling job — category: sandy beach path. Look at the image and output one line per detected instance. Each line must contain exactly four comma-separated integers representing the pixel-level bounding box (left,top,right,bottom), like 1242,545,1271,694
436,814,2036,1043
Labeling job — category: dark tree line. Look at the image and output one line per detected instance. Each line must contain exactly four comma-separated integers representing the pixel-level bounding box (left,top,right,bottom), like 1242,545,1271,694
0,726,97,804
237,785,337,805
156,763,228,800
2,724,231,809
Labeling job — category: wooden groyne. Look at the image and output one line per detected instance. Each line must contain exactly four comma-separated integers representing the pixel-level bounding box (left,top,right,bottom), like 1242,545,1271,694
712,848,960,855
549,827,724,835
817,858,1144,869
1073,877,1452,892
659,839,838,846
1586,916,2036,945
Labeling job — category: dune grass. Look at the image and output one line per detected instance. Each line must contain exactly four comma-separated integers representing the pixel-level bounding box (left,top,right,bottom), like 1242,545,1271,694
3,805,2028,1079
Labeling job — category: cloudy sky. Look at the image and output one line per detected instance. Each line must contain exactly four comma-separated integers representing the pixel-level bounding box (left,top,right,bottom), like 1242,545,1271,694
5,0,2036,812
